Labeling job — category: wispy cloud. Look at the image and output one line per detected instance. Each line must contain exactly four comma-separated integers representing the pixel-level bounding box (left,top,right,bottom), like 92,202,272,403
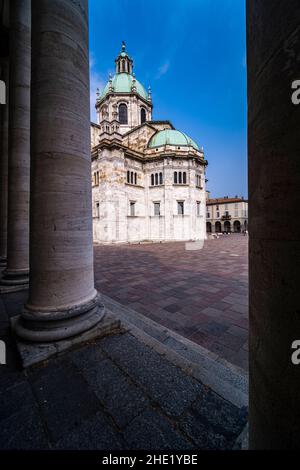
89,51,105,122
155,60,170,79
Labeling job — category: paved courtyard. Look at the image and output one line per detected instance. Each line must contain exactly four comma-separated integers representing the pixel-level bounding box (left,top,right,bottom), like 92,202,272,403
94,235,248,370
0,292,247,450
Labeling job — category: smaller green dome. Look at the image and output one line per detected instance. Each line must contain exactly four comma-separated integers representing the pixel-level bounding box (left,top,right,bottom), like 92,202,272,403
148,129,199,150
100,73,148,101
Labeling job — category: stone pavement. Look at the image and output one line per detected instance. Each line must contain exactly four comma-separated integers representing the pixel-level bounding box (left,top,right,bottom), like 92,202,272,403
0,290,247,450
94,235,248,370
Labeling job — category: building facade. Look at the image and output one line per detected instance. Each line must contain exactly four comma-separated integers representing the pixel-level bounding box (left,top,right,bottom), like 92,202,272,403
206,196,248,233
90,43,207,244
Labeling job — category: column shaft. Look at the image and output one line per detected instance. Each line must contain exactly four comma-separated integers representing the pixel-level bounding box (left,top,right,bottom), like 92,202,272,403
247,0,300,449
1,0,30,285
14,0,104,342
0,61,9,264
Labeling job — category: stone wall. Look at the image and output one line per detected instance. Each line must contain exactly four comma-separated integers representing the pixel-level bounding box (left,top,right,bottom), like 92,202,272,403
92,149,206,243
96,93,152,134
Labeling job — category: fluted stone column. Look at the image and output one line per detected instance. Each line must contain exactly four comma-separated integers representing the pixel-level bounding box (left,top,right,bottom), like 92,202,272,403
247,1,300,449
0,61,9,266
14,0,104,342
1,0,30,286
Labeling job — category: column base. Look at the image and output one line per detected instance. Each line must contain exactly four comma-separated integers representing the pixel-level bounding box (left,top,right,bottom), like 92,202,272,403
13,292,105,343
0,268,29,293
0,257,7,267
11,310,121,368
0,268,29,287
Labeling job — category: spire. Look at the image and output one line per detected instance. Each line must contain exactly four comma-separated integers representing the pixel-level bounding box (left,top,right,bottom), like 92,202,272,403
115,41,133,74
96,88,100,101
147,85,152,102
131,72,137,92
108,73,114,92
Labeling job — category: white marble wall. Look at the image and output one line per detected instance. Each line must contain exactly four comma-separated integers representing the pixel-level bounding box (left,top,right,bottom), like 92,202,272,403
96,94,152,135
92,151,206,243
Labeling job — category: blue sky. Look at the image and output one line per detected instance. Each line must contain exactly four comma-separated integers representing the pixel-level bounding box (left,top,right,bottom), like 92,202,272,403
89,0,247,198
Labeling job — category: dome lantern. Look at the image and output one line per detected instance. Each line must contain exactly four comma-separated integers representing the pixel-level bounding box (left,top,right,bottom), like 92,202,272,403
115,41,133,74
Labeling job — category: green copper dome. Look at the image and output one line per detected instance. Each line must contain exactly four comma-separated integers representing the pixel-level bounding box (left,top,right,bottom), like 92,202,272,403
148,129,199,150
100,73,148,101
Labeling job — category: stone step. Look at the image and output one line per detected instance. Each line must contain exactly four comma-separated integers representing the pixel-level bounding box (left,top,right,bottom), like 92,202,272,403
102,294,248,410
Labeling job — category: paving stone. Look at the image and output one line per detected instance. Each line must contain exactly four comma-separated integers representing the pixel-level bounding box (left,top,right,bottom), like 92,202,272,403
0,264,248,452
217,333,246,352
228,325,248,338
228,303,248,314
0,362,27,390
99,333,203,417
232,349,248,370
0,406,49,449
123,407,195,450
211,301,233,311
201,307,223,318
0,379,36,422
164,304,181,313
28,358,103,442
68,342,106,370
55,411,126,450
222,296,240,305
137,322,168,343
1,290,28,318
180,389,247,449
78,356,149,428
199,321,229,337
94,236,249,370
209,342,236,362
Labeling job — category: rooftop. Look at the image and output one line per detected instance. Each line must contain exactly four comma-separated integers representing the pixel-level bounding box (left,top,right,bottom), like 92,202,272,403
148,129,199,150
207,197,247,205
99,73,148,101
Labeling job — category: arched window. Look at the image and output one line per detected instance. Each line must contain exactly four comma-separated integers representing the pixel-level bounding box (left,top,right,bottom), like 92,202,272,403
155,173,158,185
183,172,187,184
179,172,182,184
159,172,163,185
141,108,146,124
127,170,130,183
174,172,177,184
134,173,137,185
151,174,154,186
119,103,128,124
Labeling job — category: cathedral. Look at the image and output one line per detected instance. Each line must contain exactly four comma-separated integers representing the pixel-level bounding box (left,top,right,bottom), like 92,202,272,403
90,43,207,244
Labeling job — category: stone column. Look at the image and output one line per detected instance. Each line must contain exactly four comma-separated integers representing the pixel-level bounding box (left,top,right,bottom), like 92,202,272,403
14,0,104,342
0,61,9,266
247,1,300,449
1,0,30,286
